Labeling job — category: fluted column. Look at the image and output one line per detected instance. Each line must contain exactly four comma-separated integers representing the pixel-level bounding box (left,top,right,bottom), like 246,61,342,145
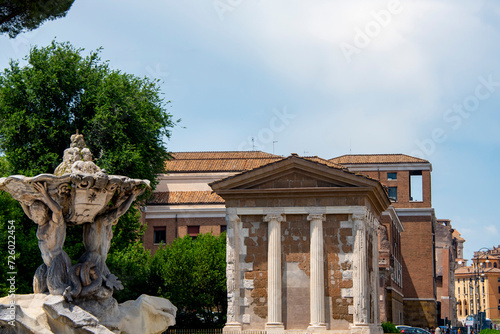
224,214,243,332
264,214,285,331
308,214,327,330
353,212,368,325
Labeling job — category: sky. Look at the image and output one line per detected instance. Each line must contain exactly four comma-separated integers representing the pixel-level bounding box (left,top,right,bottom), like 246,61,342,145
0,0,499,261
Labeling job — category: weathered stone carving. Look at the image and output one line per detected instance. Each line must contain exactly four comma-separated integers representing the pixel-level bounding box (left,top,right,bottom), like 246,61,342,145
378,225,390,251
0,133,176,333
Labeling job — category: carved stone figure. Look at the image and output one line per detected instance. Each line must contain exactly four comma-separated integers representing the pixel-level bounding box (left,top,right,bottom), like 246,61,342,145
0,133,176,333
0,134,149,301
20,182,71,295
379,224,390,251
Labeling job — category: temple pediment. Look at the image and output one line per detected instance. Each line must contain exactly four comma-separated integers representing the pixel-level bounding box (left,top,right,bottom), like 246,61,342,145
210,156,391,216
211,155,382,190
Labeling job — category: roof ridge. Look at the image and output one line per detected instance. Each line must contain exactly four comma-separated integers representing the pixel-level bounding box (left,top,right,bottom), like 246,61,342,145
330,153,430,164
172,150,274,153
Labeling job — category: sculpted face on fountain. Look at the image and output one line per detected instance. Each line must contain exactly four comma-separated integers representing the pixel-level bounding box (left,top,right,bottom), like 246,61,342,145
0,133,150,301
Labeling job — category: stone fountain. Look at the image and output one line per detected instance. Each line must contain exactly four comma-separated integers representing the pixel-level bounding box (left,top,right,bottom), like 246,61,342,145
0,133,176,334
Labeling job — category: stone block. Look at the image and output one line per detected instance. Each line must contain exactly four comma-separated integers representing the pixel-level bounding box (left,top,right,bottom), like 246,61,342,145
341,288,353,298
0,294,176,334
242,314,251,324
243,279,254,289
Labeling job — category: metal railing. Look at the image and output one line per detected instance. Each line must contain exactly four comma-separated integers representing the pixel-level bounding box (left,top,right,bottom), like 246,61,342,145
164,329,224,334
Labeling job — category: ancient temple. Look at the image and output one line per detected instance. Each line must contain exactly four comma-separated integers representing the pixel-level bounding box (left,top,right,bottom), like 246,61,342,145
210,155,391,334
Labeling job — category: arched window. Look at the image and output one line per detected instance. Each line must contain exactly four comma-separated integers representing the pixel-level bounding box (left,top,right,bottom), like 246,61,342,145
488,262,492,267
458,300,462,316
495,262,498,268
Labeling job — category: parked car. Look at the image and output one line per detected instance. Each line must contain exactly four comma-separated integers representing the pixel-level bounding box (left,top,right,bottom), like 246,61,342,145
399,327,432,334
397,326,413,330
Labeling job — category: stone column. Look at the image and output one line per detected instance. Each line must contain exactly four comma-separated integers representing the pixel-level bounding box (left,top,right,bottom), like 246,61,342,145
264,214,285,331
308,214,327,331
353,212,368,325
224,213,243,332
371,217,380,325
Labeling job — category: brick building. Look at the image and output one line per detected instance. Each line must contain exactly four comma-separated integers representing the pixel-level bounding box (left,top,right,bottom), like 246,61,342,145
435,219,460,326
143,151,461,329
330,154,438,328
143,152,282,251
378,206,404,325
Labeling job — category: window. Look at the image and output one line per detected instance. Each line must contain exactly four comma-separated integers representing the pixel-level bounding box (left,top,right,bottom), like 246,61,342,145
387,172,397,180
221,225,227,233
495,262,498,268
458,287,460,295
153,226,166,244
188,225,200,239
409,170,423,201
497,278,500,282
388,187,397,201
498,286,500,294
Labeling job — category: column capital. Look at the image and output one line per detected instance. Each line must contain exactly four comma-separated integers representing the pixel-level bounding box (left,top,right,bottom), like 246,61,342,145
307,214,326,222
227,214,241,224
264,214,285,223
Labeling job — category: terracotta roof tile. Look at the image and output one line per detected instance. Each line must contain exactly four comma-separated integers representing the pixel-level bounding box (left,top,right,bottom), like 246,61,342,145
330,154,429,165
455,266,500,274
302,156,345,169
172,151,280,160
165,151,282,172
148,191,225,205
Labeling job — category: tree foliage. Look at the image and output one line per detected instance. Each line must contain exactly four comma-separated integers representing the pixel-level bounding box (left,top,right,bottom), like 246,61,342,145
0,41,176,296
382,322,400,333
150,233,227,328
0,40,175,187
106,242,154,302
0,0,75,38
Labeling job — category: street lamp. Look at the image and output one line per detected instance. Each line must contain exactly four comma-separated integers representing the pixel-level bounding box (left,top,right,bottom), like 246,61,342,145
470,247,491,332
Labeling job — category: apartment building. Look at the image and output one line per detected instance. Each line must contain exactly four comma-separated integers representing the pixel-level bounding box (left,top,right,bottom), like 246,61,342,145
455,247,500,323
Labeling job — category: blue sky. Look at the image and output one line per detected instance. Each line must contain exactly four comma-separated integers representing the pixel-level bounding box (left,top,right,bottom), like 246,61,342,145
1,0,499,261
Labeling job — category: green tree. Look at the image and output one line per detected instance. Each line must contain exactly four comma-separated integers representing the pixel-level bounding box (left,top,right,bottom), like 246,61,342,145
0,40,175,186
106,242,153,303
0,0,75,38
150,233,227,328
0,41,176,295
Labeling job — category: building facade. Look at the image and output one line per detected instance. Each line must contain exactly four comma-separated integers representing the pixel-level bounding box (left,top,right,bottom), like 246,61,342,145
143,152,282,252
143,151,461,329
455,247,500,324
378,207,404,325
211,155,390,333
435,219,460,326
330,154,438,328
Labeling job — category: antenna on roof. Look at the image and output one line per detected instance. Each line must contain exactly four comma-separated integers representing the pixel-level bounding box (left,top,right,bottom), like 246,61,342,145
251,137,256,151
273,141,278,154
